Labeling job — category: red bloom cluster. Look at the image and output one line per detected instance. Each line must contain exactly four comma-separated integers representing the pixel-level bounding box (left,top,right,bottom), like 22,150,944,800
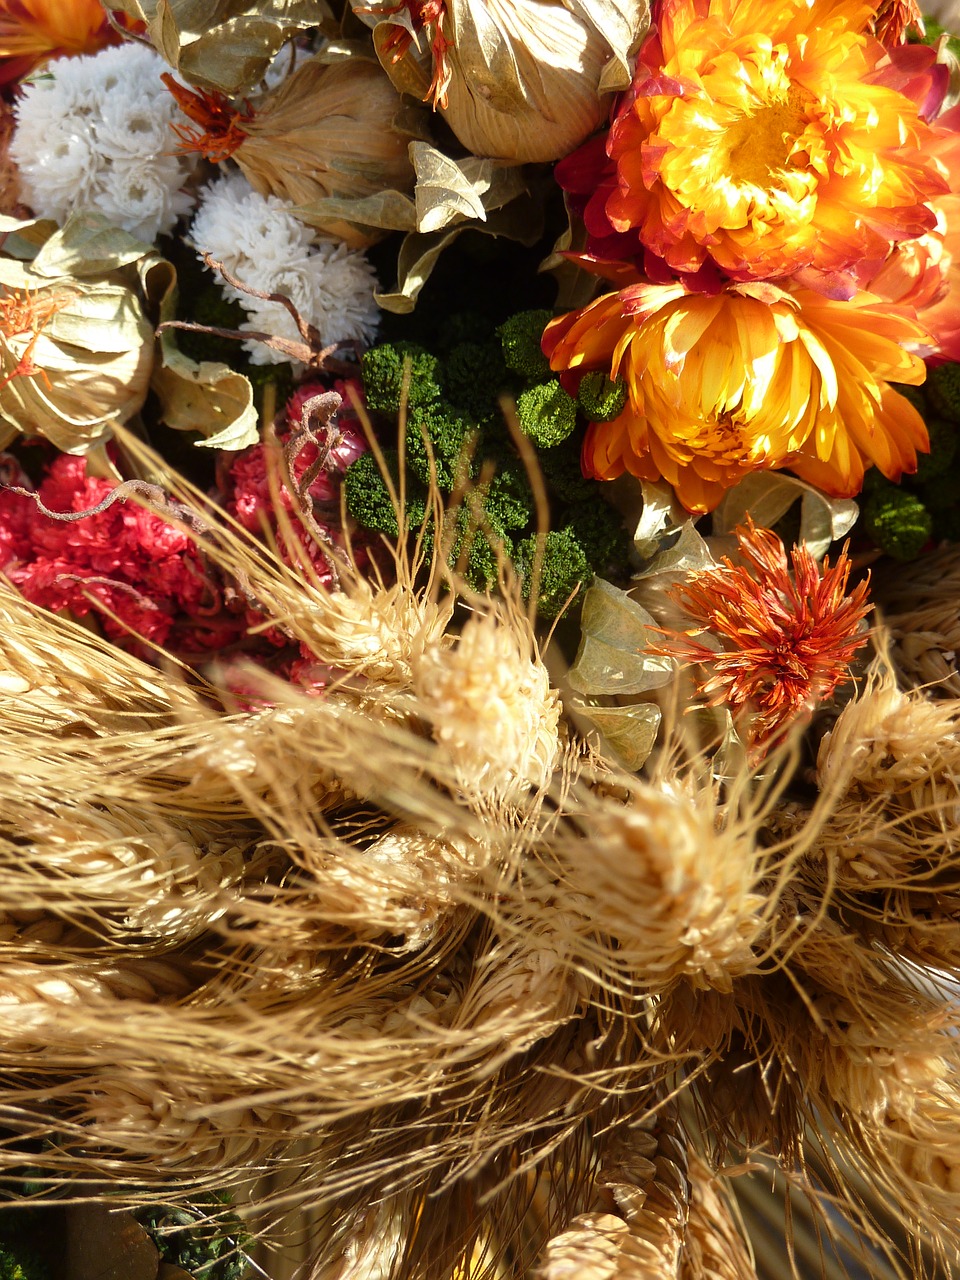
0,452,239,655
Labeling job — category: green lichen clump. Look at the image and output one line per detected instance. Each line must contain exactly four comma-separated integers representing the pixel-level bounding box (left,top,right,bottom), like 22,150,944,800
360,342,443,415
863,484,933,561
348,312,633,612
0,1240,48,1280
577,371,628,423
860,371,960,553
496,309,552,379
343,449,427,540
515,528,593,620
136,1197,249,1280
515,380,578,449
925,363,960,423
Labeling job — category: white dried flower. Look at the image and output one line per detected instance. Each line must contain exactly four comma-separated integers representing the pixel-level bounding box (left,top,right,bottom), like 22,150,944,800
188,170,380,366
10,43,197,242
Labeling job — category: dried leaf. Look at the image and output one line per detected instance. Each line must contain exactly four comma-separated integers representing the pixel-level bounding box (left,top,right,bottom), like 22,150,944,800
143,251,258,450
0,250,153,452
0,213,58,260
574,700,662,771
713,473,859,559
569,578,673,696
30,211,154,280
642,521,716,578
111,0,331,93
410,141,528,233
633,479,688,559
376,190,545,313
562,0,651,92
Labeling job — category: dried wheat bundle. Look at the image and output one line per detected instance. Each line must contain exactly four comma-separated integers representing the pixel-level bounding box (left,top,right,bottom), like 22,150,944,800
1,457,960,1280
873,542,960,698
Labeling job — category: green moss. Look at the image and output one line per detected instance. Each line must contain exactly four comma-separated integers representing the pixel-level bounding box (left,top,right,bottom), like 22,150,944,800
565,503,631,575
405,404,478,492
862,484,933,560
344,450,428,538
136,1197,249,1280
515,380,578,449
441,341,510,420
912,416,957,485
361,343,443,415
515,528,592,620
925,363,960,423
497,310,553,380
577,371,628,423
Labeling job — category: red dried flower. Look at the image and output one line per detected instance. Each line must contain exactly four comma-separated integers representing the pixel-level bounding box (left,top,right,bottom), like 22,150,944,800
652,520,872,750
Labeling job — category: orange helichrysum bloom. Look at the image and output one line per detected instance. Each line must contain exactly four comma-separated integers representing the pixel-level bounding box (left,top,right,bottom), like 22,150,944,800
596,0,946,282
0,0,126,85
544,281,930,514
654,520,871,750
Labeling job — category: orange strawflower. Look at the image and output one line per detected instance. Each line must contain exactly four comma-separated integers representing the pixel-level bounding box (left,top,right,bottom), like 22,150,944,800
544,280,930,513
0,0,129,86
652,520,871,750
557,0,947,285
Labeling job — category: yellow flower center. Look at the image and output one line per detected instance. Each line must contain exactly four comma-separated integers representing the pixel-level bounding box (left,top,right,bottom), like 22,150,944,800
718,93,808,190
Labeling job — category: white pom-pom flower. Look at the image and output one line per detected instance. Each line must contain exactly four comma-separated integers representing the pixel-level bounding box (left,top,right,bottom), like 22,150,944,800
11,43,197,242
188,171,380,366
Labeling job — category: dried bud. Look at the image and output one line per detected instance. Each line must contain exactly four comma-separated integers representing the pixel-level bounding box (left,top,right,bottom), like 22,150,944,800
235,51,420,248
356,0,649,163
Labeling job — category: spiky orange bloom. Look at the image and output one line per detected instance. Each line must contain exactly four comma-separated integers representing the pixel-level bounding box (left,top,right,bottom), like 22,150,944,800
162,74,254,164
0,0,128,86
544,280,929,513
653,521,871,749
562,0,947,284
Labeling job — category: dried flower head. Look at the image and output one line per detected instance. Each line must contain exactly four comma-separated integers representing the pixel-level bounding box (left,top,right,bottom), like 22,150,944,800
218,51,419,249
161,72,255,163
10,41,198,240
545,281,930,512
356,0,649,164
0,0,130,86
412,610,561,805
557,0,948,284
652,521,871,748
188,172,380,365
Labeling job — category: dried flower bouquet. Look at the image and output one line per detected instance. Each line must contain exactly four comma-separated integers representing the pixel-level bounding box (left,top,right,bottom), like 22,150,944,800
0,2,957,1279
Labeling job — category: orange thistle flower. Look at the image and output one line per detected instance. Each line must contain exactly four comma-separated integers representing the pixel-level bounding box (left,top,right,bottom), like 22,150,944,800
652,521,871,750
0,0,130,86
161,74,255,164
0,285,73,392
544,280,930,513
559,0,947,284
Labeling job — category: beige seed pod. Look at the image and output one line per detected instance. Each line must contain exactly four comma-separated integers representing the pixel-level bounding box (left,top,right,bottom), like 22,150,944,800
235,51,419,248
358,0,649,163
551,777,767,993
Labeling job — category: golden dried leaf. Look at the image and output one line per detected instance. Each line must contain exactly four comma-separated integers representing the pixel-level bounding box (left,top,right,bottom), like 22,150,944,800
138,250,259,451
111,0,332,93
569,578,673,697
713,472,859,559
0,225,153,453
